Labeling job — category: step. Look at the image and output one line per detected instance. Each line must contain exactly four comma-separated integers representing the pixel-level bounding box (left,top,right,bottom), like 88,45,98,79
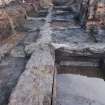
53,6,72,12
59,61,98,67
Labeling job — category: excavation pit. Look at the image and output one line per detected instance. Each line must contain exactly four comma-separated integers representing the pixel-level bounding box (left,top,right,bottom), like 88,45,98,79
55,47,105,78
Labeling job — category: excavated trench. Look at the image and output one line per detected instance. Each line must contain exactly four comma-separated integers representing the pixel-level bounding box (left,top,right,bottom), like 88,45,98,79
52,3,105,105
50,4,105,79
55,48,105,78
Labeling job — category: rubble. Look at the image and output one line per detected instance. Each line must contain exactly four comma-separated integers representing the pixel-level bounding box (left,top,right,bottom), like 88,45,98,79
0,6,26,39
0,10,12,38
0,0,15,5
80,0,105,30
10,45,26,57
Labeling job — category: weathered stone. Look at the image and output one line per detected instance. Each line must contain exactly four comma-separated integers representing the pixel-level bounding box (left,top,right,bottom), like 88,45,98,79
56,74,105,105
8,44,55,105
53,0,82,12
0,10,12,38
0,0,15,5
10,45,26,57
0,57,27,105
6,6,26,30
40,0,53,8
80,0,105,29
0,5,26,39
53,0,74,6
0,33,25,62
25,43,39,55
52,43,105,57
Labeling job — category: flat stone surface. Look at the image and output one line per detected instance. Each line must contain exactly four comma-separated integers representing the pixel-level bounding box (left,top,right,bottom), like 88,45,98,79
8,44,55,105
52,43,105,56
0,57,27,105
51,28,92,44
56,74,105,105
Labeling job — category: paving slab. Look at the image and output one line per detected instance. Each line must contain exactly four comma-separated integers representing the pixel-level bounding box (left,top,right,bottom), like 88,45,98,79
56,74,105,105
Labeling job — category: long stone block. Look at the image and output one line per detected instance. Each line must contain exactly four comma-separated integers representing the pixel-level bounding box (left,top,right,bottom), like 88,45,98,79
8,44,55,105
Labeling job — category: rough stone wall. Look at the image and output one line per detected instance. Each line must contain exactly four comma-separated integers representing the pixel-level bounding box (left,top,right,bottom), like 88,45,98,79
23,0,52,8
0,6,26,40
40,0,52,8
0,0,15,5
93,1,105,27
0,0,53,40
53,0,82,11
80,0,105,29
0,10,12,38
